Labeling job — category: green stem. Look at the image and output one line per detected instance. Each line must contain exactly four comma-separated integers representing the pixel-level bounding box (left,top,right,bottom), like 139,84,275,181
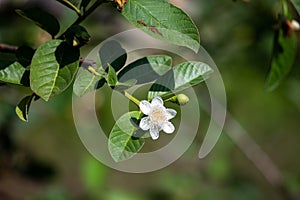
165,96,176,102
57,0,81,16
73,0,108,25
57,0,109,39
280,0,288,16
124,92,140,106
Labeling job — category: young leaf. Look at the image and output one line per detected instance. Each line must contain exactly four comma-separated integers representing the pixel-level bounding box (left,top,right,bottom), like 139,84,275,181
148,61,213,100
0,61,26,85
99,40,127,72
265,30,297,91
107,64,118,86
122,0,200,52
30,40,79,101
15,94,34,122
108,111,145,162
64,25,91,47
16,7,60,37
118,55,172,84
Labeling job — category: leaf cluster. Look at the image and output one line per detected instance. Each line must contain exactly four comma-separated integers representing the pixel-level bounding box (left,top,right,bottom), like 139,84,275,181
0,0,201,123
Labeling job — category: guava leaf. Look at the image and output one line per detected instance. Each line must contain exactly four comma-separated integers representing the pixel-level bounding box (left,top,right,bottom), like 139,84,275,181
99,40,127,72
265,30,297,91
15,94,34,122
122,0,200,52
16,7,60,37
0,61,26,85
108,111,145,162
30,40,79,101
148,61,213,100
118,55,172,84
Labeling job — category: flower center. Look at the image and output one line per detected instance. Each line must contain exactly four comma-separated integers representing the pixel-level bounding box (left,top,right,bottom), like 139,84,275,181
150,106,166,123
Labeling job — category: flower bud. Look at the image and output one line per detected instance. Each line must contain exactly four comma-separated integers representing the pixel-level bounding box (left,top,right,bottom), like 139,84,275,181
177,94,189,105
169,94,189,105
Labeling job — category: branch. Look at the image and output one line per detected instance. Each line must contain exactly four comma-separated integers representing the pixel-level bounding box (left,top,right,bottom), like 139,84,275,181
224,113,297,200
73,0,110,25
200,98,297,200
57,0,109,39
56,0,81,16
0,44,18,53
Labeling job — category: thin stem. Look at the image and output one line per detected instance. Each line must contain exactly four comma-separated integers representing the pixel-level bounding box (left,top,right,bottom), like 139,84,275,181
73,0,109,25
56,0,81,16
0,43,18,53
280,0,288,16
165,96,176,102
124,91,140,106
58,0,109,39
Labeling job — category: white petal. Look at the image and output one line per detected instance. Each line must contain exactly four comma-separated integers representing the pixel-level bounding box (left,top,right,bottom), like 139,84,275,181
162,122,175,134
139,100,151,115
149,126,159,140
166,108,177,120
151,96,164,106
139,117,151,131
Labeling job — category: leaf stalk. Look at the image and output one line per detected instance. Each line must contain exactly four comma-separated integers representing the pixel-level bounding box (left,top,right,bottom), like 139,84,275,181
124,91,140,106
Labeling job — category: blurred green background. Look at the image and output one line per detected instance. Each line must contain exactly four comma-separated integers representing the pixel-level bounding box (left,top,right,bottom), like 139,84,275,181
1,0,300,199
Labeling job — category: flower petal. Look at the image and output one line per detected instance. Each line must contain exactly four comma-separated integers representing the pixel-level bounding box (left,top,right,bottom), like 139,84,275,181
166,108,177,120
151,96,164,106
149,126,159,140
139,100,151,115
162,122,175,134
139,117,151,131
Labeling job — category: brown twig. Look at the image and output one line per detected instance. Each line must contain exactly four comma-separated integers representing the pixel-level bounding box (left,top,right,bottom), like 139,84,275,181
200,98,297,200
224,113,297,200
0,44,18,53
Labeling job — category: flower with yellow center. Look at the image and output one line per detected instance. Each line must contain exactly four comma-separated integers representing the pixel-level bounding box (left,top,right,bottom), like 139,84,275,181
139,96,177,140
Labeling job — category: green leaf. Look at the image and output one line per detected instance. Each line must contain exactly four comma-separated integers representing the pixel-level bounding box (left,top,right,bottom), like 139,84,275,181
0,61,26,85
122,0,200,52
99,40,127,72
290,0,300,15
16,7,60,37
108,111,145,162
265,30,297,91
114,79,138,92
118,55,172,84
15,94,34,122
64,25,91,47
30,40,79,101
73,63,105,97
148,61,213,100
107,64,118,86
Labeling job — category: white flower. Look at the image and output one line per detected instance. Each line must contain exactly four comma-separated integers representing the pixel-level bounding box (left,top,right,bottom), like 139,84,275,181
139,96,177,140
